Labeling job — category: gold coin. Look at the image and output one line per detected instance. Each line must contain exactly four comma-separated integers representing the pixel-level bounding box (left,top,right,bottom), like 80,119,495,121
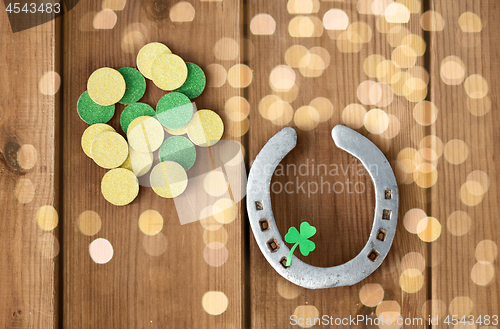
120,146,154,177
187,110,224,147
87,67,126,106
136,42,172,80
163,126,187,136
151,54,188,91
127,116,165,153
150,161,188,198
101,168,139,206
81,123,116,158
90,131,129,169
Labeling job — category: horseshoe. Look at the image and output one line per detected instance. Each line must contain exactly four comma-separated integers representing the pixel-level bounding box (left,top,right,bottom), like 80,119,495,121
246,125,399,289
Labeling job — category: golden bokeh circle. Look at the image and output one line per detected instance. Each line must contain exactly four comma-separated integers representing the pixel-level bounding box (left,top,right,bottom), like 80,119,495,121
213,198,237,224
401,252,425,272
404,208,427,234
460,181,484,206
359,283,384,307
399,268,424,293
471,261,495,286
14,178,35,204
364,109,389,134
293,305,320,329
36,205,59,231
413,101,438,126
417,216,441,242
202,291,228,315
277,277,302,299
342,104,366,129
294,106,320,131
458,12,483,33
467,96,491,116
449,296,474,317
464,74,489,99
475,240,498,263
444,139,469,165
446,211,472,237
227,64,253,88
138,209,164,236
78,210,102,236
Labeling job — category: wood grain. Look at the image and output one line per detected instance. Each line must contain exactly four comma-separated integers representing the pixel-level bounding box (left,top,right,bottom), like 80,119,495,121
2,1,500,328
247,1,428,328
0,6,60,329
429,1,499,326
62,1,243,328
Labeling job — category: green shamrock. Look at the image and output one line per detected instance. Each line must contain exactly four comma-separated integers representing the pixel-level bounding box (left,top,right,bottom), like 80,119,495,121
284,221,317,267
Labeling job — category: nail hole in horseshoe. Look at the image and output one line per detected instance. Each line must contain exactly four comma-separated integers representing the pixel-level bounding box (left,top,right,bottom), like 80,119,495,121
267,238,279,252
280,257,289,268
385,189,392,199
255,200,264,210
368,249,380,261
259,219,270,231
382,209,392,220
376,229,387,241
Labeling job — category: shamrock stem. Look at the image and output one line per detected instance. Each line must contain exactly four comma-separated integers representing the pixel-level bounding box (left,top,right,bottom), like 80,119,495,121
286,243,299,267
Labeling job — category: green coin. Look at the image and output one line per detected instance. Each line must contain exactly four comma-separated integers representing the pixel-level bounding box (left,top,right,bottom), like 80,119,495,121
77,91,115,125
118,67,146,104
120,102,156,133
174,63,206,99
156,92,194,129
158,136,196,170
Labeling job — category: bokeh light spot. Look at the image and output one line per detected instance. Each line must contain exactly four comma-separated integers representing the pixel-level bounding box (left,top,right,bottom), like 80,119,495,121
471,261,495,286
359,283,384,307
202,291,228,315
36,205,58,231
138,209,164,236
475,240,498,263
404,208,427,234
323,9,348,30
446,211,472,236
293,305,320,328
449,296,474,317
417,217,441,242
14,178,35,204
342,104,366,129
444,139,468,165
227,64,253,88
89,238,113,264
39,71,61,95
399,268,424,293
421,10,445,31
214,38,239,61
169,2,195,22
250,13,276,35
93,9,117,29
364,109,389,134
206,64,227,88
464,74,488,99
78,210,102,236
459,12,483,33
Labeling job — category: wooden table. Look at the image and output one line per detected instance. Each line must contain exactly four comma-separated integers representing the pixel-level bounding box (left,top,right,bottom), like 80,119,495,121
1,0,498,328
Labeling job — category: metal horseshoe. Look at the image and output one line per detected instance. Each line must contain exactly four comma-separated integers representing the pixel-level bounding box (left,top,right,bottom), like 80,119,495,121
246,125,399,289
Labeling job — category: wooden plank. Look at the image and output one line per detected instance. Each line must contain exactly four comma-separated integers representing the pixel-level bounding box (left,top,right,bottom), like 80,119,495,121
62,1,243,328
247,1,428,327
428,0,499,326
0,7,60,329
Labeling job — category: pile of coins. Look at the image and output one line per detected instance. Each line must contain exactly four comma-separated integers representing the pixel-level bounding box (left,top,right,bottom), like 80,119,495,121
77,42,224,206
